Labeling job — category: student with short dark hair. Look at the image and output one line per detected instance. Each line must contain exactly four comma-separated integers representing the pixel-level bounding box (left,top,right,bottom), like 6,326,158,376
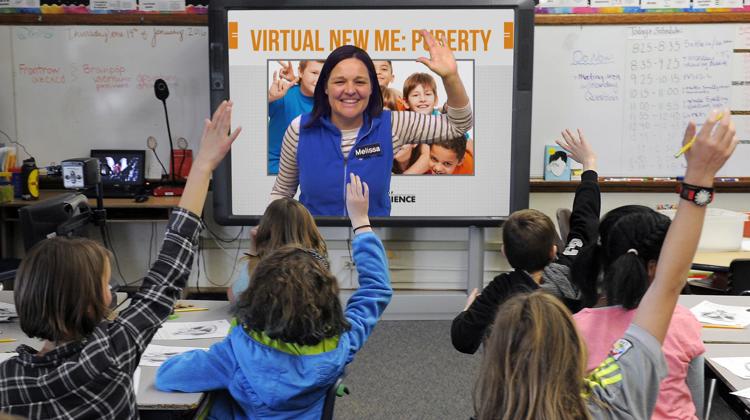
425,135,471,175
451,129,599,354
156,173,393,420
0,100,241,419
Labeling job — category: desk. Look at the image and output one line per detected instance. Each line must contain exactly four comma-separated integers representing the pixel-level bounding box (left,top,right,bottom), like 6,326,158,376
677,295,750,344
704,343,750,417
694,251,750,268
0,190,180,258
0,293,231,413
0,290,129,351
138,299,231,411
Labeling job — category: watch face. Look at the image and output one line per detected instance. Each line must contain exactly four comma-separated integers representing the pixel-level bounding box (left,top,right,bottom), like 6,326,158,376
695,189,712,205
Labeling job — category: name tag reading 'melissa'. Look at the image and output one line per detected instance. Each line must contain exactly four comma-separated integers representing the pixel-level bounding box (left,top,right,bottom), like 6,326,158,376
353,143,382,159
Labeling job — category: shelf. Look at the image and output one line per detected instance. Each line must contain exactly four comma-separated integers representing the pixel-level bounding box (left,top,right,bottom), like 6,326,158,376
530,179,750,193
0,11,748,26
536,11,750,25
0,13,207,25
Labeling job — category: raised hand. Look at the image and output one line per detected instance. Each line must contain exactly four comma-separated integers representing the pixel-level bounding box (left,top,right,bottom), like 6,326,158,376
179,100,241,217
415,29,458,79
346,173,370,232
195,100,242,172
276,60,297,83
555,128,597,172
683,109,738,186
268,70,295,102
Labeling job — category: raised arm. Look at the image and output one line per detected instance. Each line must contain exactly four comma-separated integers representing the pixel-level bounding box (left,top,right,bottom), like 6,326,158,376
416,29,469,109
117,101,241,355
634,110,737,343
554,129,600,266
343,174,392,361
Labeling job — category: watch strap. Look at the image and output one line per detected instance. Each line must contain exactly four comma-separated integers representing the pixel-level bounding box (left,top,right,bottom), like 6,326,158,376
677,182,714,206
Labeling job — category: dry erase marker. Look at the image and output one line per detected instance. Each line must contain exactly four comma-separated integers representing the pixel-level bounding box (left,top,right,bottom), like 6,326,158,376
674,112,724,158
717,177,739,182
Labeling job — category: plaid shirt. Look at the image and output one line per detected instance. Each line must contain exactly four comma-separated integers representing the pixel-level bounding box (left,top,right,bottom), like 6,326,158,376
0,208,202,419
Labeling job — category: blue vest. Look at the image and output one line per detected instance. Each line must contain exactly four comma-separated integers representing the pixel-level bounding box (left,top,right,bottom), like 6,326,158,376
297,111,393,216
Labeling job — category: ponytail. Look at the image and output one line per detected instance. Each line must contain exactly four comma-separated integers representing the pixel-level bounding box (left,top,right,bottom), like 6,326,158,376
605,252,649,309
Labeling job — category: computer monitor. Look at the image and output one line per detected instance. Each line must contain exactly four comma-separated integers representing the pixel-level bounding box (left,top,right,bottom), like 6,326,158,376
90,149,146,195
19,193,91,251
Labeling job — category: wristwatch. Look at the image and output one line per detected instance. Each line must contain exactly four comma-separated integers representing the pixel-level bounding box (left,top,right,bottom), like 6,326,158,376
677,182,714,206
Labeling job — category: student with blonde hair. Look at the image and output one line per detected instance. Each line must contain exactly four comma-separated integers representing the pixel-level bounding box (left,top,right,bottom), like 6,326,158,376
227,197,327,302
474,110,737,420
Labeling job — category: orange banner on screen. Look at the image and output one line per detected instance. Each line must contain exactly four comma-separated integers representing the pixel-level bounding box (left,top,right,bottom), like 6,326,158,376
503,22,513,49
229,22,238,49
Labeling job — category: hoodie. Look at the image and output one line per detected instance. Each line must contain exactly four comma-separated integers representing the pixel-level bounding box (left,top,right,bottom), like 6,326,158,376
155,232,392,419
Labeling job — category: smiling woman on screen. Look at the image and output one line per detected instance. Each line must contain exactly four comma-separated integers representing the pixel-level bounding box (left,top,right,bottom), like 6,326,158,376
269,30,473,217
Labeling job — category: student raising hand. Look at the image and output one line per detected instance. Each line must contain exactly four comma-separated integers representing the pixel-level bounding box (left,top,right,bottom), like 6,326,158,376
268,70,295,103
556,128,597,172
346,173,372,235
179,100,241,217
635,109,737,344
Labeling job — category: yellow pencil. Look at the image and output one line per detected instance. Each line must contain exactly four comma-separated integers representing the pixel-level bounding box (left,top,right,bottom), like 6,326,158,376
0,338,17,343
702,324,744,330
173,307,209,313
674,112,724,158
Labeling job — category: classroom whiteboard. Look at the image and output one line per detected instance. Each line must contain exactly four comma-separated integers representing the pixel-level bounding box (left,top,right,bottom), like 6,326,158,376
532,24,750,177
0,26,209,178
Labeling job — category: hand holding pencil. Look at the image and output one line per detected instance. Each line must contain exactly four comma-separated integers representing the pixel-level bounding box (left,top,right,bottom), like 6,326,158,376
680,108,737,188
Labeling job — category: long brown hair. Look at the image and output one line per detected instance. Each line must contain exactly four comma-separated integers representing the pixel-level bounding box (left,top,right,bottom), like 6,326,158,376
475,291,591,420
255,198,327,260
233,246,350,346
15,236,111,342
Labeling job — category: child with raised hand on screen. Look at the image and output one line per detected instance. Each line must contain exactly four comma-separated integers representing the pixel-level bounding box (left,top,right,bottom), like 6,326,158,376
451,128,599,354
474,110,737,420
267,60,324,174
156,173,392,420
226,197,327,302
572,205,705,420
0,101,241,419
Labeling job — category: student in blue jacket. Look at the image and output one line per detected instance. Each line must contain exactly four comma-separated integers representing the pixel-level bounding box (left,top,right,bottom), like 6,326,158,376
156,173,392,420
270,30,473,216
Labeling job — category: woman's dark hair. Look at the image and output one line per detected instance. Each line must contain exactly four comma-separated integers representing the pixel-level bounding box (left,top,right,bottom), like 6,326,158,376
572,205,671,309
15,236,112,342
233,246,351,346
306,45,383,127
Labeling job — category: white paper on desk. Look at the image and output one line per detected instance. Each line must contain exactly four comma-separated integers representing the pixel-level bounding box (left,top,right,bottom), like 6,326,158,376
133,367,141,394
690,301,750,327
731,386,750,400
153,320,231,340
0,353,18,363
712,357,750,379
0,302,17,320
139,344,208,367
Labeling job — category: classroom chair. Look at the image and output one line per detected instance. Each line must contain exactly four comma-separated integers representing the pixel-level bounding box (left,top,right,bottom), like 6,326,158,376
728,259,750,295
554,208,572,255
321,375,349,420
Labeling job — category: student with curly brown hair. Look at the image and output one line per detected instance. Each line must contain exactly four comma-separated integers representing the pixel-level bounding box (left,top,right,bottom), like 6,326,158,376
156,173,392,420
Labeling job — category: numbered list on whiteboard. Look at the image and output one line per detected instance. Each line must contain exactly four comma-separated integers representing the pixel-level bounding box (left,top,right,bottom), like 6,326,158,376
624,26,732,175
